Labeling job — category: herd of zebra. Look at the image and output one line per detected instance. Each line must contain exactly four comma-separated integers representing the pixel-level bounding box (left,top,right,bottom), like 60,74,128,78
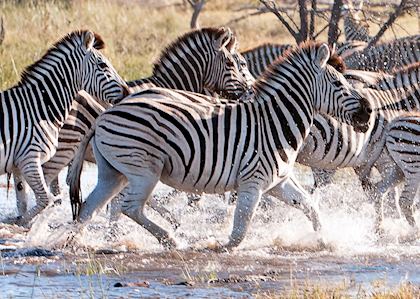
1,7,420,250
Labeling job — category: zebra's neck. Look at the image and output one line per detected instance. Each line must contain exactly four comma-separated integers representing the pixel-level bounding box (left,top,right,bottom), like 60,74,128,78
252,74,315,166
10,50,81,128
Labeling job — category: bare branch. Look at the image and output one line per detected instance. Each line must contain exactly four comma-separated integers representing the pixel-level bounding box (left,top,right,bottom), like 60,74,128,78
0,17,4,46
327,0,343,44
314,23,330,39
187,0,206,29
367,0,408,47
298,0,309,41
225,10,268,26
259,0,301,43
309,0,317,39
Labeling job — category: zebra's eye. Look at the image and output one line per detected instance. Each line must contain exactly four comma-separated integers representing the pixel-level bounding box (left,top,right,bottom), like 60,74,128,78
332,81,342,87
226,60,235,67
98,61,108,69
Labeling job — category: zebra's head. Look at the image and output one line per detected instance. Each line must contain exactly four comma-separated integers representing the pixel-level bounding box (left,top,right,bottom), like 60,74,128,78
79,30,129,104
312,43,372,133
204,27,253,99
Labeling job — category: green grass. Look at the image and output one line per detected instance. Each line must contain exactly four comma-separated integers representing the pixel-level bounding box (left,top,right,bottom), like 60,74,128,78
0,0,418,90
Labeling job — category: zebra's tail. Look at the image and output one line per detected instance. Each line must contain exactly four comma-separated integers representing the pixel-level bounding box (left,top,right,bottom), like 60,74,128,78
66,126,96,220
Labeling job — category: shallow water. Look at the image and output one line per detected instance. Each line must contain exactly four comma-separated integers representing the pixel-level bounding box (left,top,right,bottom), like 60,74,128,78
1,165,419,297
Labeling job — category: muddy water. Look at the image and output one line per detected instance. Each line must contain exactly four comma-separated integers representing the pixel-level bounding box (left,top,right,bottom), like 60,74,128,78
1,166,419,297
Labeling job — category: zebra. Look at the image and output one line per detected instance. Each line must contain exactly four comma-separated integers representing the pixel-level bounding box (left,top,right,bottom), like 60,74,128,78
305,62,420,191
296,63,420,231
343,1,371,43
344,35,420,72
240,43,292,78
240,42,366,78
10,27,253,223
0,30,129,227
372,111,420,231
67,42,372,250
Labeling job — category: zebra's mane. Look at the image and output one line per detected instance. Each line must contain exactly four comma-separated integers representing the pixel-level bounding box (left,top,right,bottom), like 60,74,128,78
391,62,420,75
18,30,105,85
152,27,224,75
254,41,346,89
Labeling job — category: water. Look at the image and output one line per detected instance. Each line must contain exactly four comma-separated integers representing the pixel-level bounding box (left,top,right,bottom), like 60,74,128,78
1,165,419,297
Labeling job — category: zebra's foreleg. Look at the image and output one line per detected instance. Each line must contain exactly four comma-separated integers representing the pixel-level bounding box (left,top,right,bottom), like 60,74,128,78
49,177,61,197
222,185,262,250
13,170,30,217
267,176,321,232
121,171,176,249
16,160,55,227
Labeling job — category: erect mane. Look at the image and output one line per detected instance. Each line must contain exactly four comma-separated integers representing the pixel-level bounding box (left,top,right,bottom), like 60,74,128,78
152,27,221,75
18,29,105,85
255,41,346,87
391,61,420,75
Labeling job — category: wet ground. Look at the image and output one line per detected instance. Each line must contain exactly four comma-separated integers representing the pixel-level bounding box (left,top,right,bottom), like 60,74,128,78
1,166,420,298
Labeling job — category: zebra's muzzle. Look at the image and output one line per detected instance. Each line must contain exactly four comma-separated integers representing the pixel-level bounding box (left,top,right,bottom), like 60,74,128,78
351,97,372,133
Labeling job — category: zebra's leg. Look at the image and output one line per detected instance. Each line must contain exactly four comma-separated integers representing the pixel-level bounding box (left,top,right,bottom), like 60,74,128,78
15,160,55,227
368,165,404,233
78,151,127,223
108,193,124,223
310,168,335,194
49,177,61,197
148,196,180,230
267,176,321,232
13,170,30,217
120,172,176,249
398,178,418,228
221,185,262,250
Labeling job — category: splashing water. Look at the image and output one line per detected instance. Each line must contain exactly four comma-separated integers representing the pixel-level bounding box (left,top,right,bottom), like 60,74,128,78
1,165,419,297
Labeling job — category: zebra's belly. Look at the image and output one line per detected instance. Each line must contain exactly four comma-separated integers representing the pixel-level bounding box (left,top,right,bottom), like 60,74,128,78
160,166,238,195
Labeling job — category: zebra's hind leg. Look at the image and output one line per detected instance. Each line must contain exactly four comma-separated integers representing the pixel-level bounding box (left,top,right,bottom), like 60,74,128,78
78,148,127,223
398,178,419,228
367,165,404,234
221,185,262,250
267,176,321,232
121,172,176,249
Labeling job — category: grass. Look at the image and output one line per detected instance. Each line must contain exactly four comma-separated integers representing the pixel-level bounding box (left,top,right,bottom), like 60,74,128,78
254,281,420,299
0,0,418,90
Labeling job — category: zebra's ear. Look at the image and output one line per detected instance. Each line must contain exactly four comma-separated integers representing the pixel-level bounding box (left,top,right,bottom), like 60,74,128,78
226,35,238,54
213,27,232,51
83,31,95,50
317,43,330,68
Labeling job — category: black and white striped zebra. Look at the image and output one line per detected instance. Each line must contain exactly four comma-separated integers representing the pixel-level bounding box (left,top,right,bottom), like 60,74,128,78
0,30,128,226
11,27,253,222
343,2,371,43
67,42,372,250
344,35,420,72
376,112,420,230
240,43,292,78
239,42,361,78
296,63,420,230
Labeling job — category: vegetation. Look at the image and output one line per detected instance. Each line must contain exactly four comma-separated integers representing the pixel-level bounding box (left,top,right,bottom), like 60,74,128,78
0,0,418,90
